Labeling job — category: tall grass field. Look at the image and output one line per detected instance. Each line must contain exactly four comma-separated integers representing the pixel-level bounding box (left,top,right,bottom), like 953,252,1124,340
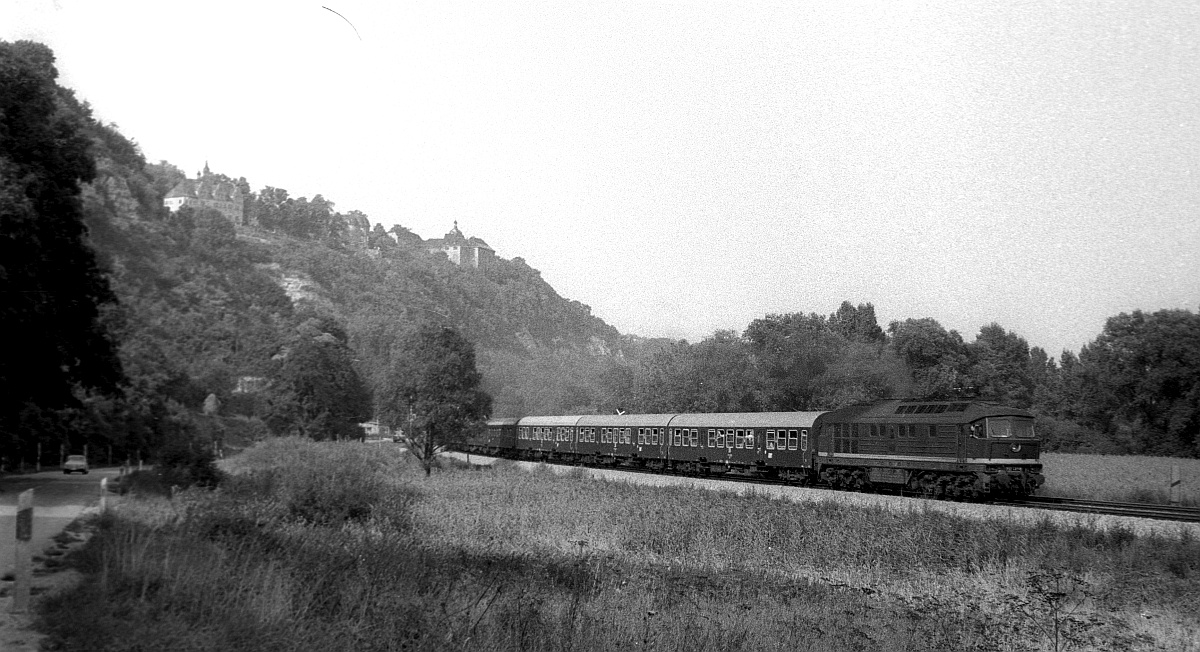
1040,452,1199,506
39,440,1199,651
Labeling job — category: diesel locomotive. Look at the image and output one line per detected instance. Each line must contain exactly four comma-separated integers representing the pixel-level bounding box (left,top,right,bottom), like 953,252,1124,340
458,399,1043,499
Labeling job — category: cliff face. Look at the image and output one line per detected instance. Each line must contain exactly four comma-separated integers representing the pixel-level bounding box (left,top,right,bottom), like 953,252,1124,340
340,211,371,251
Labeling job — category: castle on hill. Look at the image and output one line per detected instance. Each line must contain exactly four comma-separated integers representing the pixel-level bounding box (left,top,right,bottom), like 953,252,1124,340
163,163,244,224
415,221,495,269
162,165,494,268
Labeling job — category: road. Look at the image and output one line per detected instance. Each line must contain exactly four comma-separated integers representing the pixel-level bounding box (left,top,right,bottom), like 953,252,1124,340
0,468,119,577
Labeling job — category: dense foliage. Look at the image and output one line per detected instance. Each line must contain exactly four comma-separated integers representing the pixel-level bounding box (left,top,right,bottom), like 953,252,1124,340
379,324,492,474
0,41,124,465
4,40,1196,468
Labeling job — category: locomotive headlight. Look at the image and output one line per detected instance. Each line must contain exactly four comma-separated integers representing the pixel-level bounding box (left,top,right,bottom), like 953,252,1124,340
1010,444,1022,453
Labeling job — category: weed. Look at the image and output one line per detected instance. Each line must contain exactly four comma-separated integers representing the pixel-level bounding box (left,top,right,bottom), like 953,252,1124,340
34,441,1200,651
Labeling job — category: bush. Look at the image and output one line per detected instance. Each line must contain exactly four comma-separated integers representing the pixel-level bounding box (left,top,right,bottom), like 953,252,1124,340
154,437,224,490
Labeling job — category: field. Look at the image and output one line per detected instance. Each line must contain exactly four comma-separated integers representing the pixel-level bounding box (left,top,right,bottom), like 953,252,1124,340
1040,453,1199,506
37,439,1200,651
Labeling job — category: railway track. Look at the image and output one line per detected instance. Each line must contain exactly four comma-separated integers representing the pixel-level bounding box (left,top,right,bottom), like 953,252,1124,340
457,453,1200,524
990,496,1200,523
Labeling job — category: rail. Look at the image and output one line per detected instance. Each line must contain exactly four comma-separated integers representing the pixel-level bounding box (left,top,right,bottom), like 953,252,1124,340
989,495,1200,523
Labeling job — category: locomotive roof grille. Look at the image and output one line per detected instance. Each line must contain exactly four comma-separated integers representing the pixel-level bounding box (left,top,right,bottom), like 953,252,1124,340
895,403,969,414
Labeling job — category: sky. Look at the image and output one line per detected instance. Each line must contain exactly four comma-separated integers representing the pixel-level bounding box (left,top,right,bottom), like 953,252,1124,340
4,0,1199,358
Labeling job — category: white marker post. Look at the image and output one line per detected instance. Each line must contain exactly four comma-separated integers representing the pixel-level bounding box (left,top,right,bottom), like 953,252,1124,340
11,489,33,613
100,477,108,512
1169,464,1181,506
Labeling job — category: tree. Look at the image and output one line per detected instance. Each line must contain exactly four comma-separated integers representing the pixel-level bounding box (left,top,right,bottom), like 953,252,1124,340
264,319,372,440
379,324,492,475
887,318,970,398
1074,309,1200,455
1,40,125,461
967,323,1035,407
829,301,885,344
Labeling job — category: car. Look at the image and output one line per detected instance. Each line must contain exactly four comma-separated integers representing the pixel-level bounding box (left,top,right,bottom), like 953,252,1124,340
62,455,89,474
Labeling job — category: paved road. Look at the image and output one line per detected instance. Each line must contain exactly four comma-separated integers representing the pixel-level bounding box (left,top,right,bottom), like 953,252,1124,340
0,469,119,576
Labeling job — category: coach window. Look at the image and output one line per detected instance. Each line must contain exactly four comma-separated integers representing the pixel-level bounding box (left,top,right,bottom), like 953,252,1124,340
766,430,776,450
707,429,716,447
624,429,631,444
715,429,725,448
746,430,755,449
638,428,645,445
733,429,742,449
800,429,808,451
789,429,799,451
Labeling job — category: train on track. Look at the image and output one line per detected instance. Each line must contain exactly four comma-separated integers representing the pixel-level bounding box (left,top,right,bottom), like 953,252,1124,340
458,399,1044,499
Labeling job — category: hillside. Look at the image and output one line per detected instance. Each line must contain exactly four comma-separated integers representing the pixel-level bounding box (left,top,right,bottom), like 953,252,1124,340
7,37,1196,464
80,147,642,421
75,119,1200,458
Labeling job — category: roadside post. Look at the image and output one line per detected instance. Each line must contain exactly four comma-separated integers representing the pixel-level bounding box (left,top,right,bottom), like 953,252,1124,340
100,477,109,512
1169,464,1181,506
11,489,33,613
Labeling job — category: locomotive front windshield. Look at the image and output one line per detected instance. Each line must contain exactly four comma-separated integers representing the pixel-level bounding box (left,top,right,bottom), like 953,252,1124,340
984,417,1035,439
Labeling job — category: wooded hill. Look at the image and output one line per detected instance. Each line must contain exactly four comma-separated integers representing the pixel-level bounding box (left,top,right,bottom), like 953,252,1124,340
5,40,1197,465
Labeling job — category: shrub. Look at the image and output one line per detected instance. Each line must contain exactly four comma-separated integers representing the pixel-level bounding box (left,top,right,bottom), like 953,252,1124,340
155,437,224,490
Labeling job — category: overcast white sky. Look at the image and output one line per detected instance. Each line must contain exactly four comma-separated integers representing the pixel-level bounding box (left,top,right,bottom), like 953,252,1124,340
5,0,1198,358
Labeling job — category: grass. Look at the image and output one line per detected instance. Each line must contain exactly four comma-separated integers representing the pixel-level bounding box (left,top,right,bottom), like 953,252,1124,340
36,439,1200,651
1040,452,1200,506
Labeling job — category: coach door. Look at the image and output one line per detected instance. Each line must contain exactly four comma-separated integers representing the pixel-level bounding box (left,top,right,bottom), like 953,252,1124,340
955,425,966,464
801,427,811,467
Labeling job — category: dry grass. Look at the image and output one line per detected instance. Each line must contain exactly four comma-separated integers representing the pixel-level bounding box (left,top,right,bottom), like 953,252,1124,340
36,440,1200,652
1040,453,1200,506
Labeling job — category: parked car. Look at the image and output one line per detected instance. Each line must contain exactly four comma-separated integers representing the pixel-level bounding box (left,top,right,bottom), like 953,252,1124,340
62,455,89,474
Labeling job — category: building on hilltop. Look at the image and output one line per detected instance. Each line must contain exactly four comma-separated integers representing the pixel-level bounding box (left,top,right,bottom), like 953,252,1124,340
402,221,495,268
163,163,244,224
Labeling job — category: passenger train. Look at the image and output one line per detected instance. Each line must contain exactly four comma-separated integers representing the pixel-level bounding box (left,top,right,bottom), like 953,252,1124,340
457,399,1044,499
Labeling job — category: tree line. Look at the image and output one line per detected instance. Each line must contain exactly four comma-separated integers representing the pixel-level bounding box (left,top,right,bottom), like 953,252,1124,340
578,303,1198,457
3,39,1196,472
0,41,490,475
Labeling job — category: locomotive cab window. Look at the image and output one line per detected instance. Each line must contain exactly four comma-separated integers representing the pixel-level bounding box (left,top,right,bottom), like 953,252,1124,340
984,417,1035,439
